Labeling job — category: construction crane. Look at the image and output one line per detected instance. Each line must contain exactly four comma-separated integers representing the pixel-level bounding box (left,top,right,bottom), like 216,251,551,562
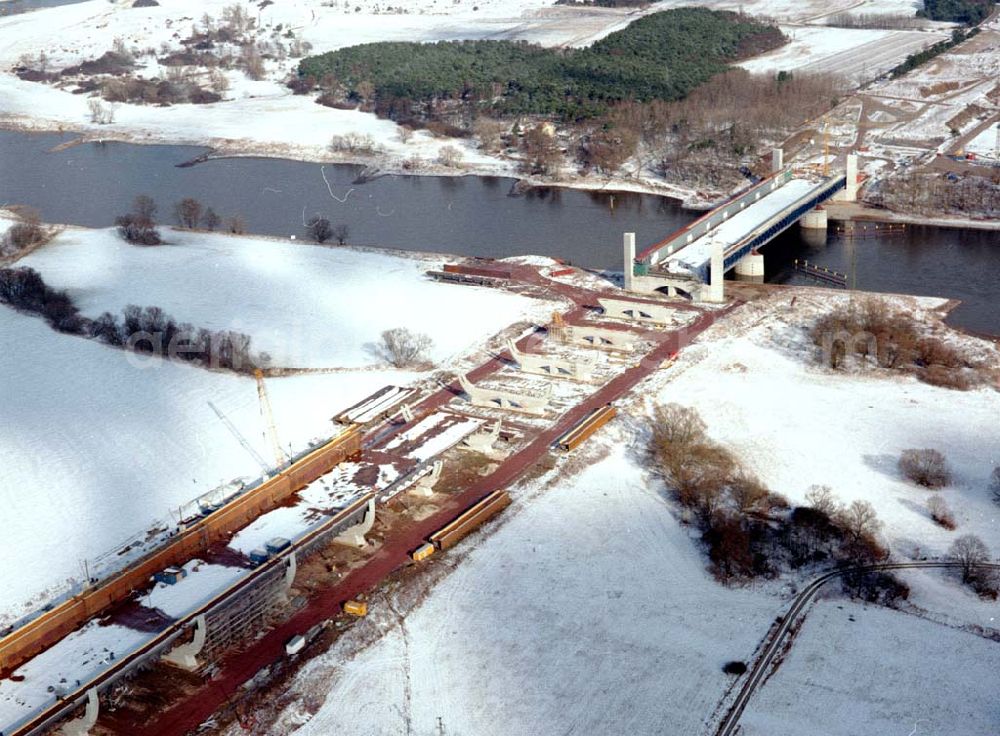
207,400,270,474
255,368,287,468
822,118,830,178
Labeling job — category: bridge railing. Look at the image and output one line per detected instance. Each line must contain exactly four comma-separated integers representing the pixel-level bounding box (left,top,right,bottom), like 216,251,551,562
636,168,794,268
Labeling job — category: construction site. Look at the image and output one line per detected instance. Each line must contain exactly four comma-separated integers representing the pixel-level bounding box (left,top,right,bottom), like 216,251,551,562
0,253,731,736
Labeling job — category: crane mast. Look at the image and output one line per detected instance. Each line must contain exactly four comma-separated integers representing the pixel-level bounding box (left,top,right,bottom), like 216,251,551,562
254,368,286,468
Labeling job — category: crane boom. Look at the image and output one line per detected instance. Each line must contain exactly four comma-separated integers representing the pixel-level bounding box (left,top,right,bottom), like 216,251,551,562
255,368,286,467
207,401,270,473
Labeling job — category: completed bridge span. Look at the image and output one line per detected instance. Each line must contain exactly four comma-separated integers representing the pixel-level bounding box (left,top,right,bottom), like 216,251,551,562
624,155,857,301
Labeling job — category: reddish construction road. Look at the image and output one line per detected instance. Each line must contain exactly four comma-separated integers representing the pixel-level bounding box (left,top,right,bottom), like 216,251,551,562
124,264,735,736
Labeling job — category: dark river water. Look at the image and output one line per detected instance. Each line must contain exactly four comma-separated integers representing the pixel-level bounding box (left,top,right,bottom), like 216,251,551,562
0,0,89,15
1,129,997,335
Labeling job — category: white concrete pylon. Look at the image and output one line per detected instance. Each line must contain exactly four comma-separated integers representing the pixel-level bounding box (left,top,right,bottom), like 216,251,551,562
282,551,297,594
412,461,443,498
707,240,725,303
457,373,550,415
60,687,99,736
464,420,501,453
506,339,595,381
623,232,636,292
163,615,207,671
333,498,376,547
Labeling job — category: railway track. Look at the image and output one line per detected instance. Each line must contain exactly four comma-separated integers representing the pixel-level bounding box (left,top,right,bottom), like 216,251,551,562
715,561,1000,736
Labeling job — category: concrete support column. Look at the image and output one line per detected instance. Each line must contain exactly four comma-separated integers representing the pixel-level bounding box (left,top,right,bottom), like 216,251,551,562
334,498,376,548
163,615,207,671
844,153,858,201
771,148,784,173
623,232,636,292
734,251,765,281
60,688,99,736
707,242,725,303
412,461,443,498
282,552,297,595
800,207,829,230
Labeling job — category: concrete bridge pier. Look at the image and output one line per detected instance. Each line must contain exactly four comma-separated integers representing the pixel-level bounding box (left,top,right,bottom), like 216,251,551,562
799,207,828,230
163,615,207,671
334,498,376,547
707,242,725,303
412,461,443,498
60,688,99,736
282,552,297,597
734,250,765,281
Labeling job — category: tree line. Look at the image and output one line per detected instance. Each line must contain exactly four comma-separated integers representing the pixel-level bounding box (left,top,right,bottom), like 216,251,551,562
297,9,785,121
0,267,261,372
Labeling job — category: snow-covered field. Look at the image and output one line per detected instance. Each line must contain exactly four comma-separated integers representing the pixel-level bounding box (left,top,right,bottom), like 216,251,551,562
657,291,1000,557
740,600,1000,735
251,288,1000,736
18,227,542,369
0,306,402,624
264,444,780,736
0,226,547,624
738,26,947,80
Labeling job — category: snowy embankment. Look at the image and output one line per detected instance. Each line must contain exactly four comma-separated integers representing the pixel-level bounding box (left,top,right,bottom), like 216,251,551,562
0,226,546,625
17,227,542,369
253,287,999,736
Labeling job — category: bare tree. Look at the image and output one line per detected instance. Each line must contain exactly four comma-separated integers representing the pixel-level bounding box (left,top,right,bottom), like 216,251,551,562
473,117,506,153
0,209,55,257
899,449,951,488
202,208,221,231
805,484,839,516
949,534,990,583
838,499,883,545
240,45,265,81
437,145,463,168
87,98,115,124
379,327,433,368
174,198,203,229
227,215,245,234
650,403,707,451
520,124,561,176
306,216,333,244
333,223,349,245
927,495,956,530
729,470,769,514
116,195,161,245
991,466,1000,506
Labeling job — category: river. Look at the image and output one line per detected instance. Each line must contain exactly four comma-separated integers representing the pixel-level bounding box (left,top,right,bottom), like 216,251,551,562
1,129,997,336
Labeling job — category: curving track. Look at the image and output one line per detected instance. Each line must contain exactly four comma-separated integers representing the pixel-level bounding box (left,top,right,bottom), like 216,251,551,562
715,561,1000,736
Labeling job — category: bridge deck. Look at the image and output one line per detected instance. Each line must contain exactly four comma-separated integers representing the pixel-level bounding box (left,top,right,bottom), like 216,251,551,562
662,178,819,277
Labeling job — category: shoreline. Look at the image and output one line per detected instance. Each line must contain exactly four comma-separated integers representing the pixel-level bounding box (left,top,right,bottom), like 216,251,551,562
0,117,713,209
825,201,1000,232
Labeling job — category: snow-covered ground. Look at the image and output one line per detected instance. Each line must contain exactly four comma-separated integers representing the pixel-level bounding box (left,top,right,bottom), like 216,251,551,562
740,600,1000,736
657,290,1000,557
0,306,401,624
965,121,999,161
264,444,781,736
738,26,947,81
0,225,547,625
18,227,542,369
